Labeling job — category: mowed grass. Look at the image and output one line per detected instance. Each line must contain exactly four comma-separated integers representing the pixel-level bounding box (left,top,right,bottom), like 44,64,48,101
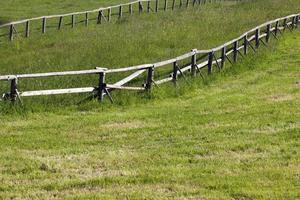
0,25,299,199
1,0,300,109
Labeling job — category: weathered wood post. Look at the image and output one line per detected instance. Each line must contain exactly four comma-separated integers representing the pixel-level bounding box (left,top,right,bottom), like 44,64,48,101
129,4,133,15
10,78,18,102
147,1,151,13
146,66,154,91
156,0,159,12
108,8,112,22
58,16,63,30
191,49,197,77
255,28,260,48
172,0,176,10
42,17,46,33
172,61,178,85
283,18,287,31
266,24,271,43
221,46,226,69
85,12,89,26
243,35,248,55
207,51,213,75
72,15,75,28
97,10,102,24
98,72,106,102
233,40,238,62
9,24,14,41
164,0,168,11
119,5,123,18
25,21,30,38
139,1,143,14
274,20,279,36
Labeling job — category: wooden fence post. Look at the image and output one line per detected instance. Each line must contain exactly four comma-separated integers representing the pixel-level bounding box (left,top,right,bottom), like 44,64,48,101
186,0,190,8
146,66,154,91
172,61,178,85
119,5,123,18
42,17,46,33
129,4,133,14
233,40,238,62
191,50,197,77
207,51,213,75
266,24,271,43
243,35,248,55
58,16,63,30
9,24,14,41
10,78,18,102
147,1,151,13
108,8,112,22
72,15,75,28
97,10,102,24
139,1,143,14
25,21,30,37
85,12,89,26
283,18,287,31
255,28,260,48
164,0,168,11
172,0,176,10
156,0,159,12
275,20,279,36
98,72,106,102
221,47,226,69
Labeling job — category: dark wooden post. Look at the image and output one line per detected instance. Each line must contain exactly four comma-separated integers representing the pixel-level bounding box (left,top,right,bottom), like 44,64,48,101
221,47,226,69
9,24,14,41
139,1,143,13
72,15,75,28
266,24,271,43
172,0,176,10
186,0,190,7
193,0,197,6
146,66,154,91
25,21,30,38
255,29,260,48
233,40,238,62
97,11,102,24
58,16,63,30
294,16,299,28
119,5,123,18
243,35,248,55
156,0,159,12
85,12,89,26
147,1,151,13
274,21,279,36
10,78,18,102
283,18,287,31
172,61,178,85
179,0,183,8
191,50,197,77
42,17,46,33
129,4,133,14
98,72,106,102
207,51,213,75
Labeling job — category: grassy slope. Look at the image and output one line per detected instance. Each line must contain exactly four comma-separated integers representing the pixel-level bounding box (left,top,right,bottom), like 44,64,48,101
0,0,130,22
0,27,299,199
1,0,300,109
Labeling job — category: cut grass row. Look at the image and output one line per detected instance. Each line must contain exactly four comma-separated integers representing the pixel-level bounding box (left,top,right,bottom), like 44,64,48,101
0,26,299,199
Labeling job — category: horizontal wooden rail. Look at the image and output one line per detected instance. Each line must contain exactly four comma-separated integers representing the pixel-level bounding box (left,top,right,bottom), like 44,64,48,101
0,12,299,104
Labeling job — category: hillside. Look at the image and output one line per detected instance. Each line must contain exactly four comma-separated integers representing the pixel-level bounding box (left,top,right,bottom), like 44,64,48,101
1,0,300,109
0,23,299,199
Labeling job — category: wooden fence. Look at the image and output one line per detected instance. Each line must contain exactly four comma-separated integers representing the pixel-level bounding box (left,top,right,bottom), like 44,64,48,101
0,0,236,41
0,12,299,104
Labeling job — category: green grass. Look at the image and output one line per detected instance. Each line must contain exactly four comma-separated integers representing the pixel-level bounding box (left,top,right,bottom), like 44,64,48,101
0,24,299,199
1,0,300,110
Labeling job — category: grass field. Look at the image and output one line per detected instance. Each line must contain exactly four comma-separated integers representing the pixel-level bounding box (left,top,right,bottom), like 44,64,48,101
1,0,300,110
0,26,299,199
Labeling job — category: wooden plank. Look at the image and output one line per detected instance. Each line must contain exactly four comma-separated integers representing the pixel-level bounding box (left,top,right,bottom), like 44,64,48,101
106,84,145,90
20,87,95,97
113,69,146,86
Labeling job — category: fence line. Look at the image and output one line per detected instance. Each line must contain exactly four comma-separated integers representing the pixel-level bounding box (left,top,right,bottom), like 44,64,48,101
0,0,238,42
0,12,299,104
